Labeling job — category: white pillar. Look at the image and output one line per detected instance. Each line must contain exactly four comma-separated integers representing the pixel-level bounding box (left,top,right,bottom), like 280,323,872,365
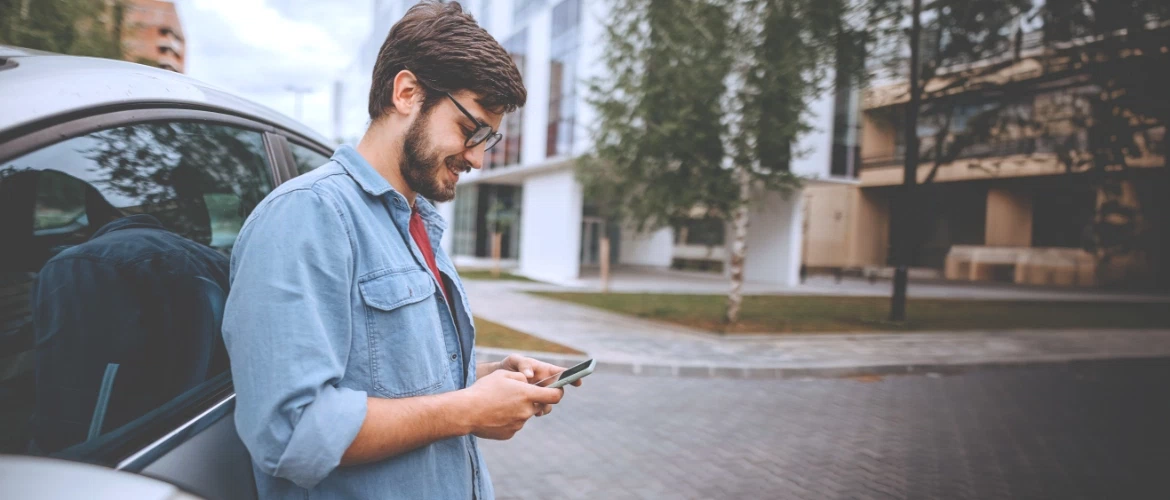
521,8,552,165
434,199,456,256
791,74,836,178
572,0,612,158
519,169,583,282
742,189,805,286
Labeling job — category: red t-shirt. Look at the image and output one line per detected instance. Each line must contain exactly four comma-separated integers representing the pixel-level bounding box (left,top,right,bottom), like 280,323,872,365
409,207,449,302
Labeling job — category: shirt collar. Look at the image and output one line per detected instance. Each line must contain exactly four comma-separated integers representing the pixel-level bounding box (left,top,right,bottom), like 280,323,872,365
332,144,449,232
92,214,168,239
331,144,396,198
413,196,448,233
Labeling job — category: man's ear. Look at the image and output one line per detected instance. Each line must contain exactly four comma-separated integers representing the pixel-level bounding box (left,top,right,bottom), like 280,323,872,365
390,70,425,115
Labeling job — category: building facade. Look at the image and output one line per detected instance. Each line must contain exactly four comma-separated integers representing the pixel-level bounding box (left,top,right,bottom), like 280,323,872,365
122,0,185,73
340,0,861,286
803,29,1168,289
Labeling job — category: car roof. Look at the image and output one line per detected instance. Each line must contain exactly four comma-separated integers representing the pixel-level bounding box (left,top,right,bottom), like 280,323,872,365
0,45,333,147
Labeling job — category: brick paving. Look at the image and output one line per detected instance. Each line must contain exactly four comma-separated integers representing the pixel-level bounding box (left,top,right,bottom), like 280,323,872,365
481,359,1170,499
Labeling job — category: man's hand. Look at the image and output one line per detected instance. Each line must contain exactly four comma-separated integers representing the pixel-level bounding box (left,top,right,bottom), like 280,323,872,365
496,354,583,417
460,369,563,440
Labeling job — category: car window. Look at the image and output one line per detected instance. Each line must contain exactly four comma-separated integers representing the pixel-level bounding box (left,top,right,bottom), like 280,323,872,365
0,121,272,457
289,142,332,176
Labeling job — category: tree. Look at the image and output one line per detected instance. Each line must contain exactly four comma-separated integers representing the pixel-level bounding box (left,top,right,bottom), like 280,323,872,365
0,0,126,59
575,157,625,292
1032,0,1170,288
876,0,1034,321
582,0,870,325
886,0,921,322
579,0,734,301
880,0,1170,304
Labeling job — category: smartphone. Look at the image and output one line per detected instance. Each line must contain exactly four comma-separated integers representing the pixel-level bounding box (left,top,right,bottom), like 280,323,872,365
532,359,595,389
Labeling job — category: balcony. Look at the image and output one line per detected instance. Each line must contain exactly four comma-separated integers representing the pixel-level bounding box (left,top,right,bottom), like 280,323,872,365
862,136,1079,169
157,36,183,56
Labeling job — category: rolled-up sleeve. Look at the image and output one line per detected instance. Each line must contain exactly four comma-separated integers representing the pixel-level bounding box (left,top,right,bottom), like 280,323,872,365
222,187,367,490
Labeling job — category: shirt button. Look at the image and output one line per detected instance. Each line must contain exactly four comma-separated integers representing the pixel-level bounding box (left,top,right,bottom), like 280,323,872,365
450,353,458,361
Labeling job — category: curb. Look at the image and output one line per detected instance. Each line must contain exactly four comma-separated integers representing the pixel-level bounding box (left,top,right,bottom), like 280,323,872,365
475,347,589,370
474,347,1170,380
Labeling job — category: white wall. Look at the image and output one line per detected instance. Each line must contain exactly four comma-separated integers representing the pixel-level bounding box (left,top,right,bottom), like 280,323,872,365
619,227,674,267
740,189,805,286
518,169,583,282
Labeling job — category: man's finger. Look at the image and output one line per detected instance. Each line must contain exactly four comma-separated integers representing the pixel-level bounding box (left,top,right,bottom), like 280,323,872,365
501,370,528,382
509,355,537,379
502,355,533,376
526,386,564,405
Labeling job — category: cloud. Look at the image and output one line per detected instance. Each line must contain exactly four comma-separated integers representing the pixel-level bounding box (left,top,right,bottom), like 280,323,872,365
173,0,371,138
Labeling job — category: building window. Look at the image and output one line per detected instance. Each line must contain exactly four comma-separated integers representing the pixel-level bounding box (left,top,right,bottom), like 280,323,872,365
675,217,726,247
452,185,479,257
547,0,581,158
487,29,528,169
451,185,522,259
476,185,522,259
830,35,862,178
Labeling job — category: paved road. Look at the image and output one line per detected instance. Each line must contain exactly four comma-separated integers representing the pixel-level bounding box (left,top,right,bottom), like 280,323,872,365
480,359,1170,499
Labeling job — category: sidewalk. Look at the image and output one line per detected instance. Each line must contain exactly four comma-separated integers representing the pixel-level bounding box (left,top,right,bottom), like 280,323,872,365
523,267,1170,303
466,280,1170,379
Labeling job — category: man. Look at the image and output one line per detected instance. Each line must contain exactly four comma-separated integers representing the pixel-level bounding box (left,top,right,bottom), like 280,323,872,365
222,2,576,498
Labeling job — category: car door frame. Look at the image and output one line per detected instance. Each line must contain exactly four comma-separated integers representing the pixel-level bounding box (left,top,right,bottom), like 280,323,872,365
0,103,321,474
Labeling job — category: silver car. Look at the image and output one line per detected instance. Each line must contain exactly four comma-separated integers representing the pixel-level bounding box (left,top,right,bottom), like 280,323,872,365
0,45,335,499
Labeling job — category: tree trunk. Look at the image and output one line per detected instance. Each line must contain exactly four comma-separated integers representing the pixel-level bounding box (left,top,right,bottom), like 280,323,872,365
490,232,503,278
600,236,612,293
890,0,922,322
726,166,752,327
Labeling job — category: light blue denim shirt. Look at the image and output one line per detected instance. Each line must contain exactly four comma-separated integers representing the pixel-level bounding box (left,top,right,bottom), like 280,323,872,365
222,145,491,499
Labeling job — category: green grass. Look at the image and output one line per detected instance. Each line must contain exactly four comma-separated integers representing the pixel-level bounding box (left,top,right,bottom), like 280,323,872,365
475,317,584,354
530,292,1170,334
458,269,536,282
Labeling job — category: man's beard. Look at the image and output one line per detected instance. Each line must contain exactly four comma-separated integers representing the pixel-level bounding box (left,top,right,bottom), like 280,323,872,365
401,115,470,203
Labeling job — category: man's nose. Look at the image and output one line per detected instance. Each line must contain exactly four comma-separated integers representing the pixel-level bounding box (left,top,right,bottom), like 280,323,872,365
464,144,486,170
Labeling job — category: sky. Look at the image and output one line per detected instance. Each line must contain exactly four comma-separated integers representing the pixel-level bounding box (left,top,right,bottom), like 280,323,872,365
173,0,373,140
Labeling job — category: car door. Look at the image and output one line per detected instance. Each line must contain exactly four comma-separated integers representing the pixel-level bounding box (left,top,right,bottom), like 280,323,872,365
284,138,334,177
0,108,289,500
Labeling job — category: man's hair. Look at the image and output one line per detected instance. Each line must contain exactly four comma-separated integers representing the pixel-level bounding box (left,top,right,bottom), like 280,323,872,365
368,1,526,122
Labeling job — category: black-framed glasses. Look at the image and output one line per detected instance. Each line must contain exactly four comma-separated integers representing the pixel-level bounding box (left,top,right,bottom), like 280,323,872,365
442,92,503,151
407,68,504,151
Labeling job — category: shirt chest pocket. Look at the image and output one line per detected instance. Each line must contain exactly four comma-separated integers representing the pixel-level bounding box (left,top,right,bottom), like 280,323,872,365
358,269,450,398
